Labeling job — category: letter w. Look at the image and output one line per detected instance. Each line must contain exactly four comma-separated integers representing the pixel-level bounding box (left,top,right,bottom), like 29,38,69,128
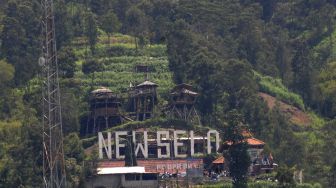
133,131,148,158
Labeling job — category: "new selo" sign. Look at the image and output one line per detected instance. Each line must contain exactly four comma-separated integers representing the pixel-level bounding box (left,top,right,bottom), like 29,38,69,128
98,130,221,160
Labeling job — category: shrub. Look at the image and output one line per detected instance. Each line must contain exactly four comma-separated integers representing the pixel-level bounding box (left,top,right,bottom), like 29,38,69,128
249,181,277,188
254,71,305,110
142,45,167,57
296,183,314,188
106,45,141,57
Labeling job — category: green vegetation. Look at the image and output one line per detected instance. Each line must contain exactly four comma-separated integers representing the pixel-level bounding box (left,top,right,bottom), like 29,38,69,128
254,71,305,110
0,0,336,187
199,182,322,188
71,34,174,96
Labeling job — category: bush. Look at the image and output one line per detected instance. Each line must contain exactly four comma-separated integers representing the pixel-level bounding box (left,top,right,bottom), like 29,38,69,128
82,137,97,149
295,183,322,188
199,182,320,188
254,71,305,110
106,45,142,57
143,45,167,57
249,181,277,188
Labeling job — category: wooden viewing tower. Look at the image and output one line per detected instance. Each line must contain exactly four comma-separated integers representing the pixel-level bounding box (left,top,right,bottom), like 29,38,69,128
86,87,123,134
167,83,201,125
128,81,158,121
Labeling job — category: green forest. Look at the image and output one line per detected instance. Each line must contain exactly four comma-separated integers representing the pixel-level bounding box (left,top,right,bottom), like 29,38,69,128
1,0,336,187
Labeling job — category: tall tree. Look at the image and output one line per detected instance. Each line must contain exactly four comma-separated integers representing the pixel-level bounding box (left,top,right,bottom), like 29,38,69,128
89,0,111,16
291,41,313,102
275,165,296,188
124,132,137,167
100,10,121,47
0,59,14,89
316,62,336,117
260,0,277,22
222,110,250,188
58,47,77,78
64,133,85,187
112,0,130,31
55,0,74,49
125,6,149,49
188,48,219,120
275,31,293,86
329,161,336,188
167,19,195,84
1,1,40,86
84,11,98,55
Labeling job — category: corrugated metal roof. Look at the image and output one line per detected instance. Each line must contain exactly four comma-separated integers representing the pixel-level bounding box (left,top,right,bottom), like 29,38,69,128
97,166,145,175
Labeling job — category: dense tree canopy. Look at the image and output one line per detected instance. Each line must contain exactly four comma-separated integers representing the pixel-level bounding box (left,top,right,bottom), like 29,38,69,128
0,0,336,187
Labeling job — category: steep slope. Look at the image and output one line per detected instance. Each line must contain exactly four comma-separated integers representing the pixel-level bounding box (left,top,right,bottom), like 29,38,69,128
255,72,324,128
258,92,311,126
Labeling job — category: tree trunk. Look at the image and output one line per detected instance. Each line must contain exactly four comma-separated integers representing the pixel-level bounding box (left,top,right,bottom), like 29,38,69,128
108,33,111,48
134,36,138,51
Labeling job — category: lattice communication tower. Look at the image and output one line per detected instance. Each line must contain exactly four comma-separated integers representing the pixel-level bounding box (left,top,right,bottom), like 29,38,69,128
40,0,66,187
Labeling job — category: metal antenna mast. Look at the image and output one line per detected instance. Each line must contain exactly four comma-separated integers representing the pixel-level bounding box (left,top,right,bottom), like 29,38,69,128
41,0,66,187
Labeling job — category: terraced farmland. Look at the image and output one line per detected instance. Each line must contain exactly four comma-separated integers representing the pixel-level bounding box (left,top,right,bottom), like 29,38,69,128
72,34,174,98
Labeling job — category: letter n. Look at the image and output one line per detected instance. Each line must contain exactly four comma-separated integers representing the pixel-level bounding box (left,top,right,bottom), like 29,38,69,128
98,132,112,159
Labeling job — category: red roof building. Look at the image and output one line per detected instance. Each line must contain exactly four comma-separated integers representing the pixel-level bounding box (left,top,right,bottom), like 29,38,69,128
215,134,276,176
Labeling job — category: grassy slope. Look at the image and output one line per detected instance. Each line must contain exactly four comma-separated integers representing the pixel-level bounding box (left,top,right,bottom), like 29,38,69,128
254,71,305,110
71,33,174,97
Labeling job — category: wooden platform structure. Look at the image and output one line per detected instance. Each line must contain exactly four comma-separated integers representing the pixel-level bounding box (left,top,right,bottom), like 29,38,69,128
128,81,158,121
85,87,123,135
166,84,201,125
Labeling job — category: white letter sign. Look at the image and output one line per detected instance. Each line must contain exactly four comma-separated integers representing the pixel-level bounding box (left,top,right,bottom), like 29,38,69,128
98,132,112,159
132,131,148,158
190,131,195,156
207,130,220,154
115,131,127,159
174,130,187,158
157,131,170,158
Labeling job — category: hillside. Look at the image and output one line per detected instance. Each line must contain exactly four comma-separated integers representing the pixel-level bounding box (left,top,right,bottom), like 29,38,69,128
71,34,174,97
1,0,336,187
258,92,311,126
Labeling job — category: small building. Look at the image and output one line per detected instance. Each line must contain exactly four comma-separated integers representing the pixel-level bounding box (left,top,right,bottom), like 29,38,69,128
217,135,276,176
86,166,159,188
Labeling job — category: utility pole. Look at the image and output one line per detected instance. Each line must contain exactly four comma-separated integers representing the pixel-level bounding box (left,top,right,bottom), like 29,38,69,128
40,0,67,187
